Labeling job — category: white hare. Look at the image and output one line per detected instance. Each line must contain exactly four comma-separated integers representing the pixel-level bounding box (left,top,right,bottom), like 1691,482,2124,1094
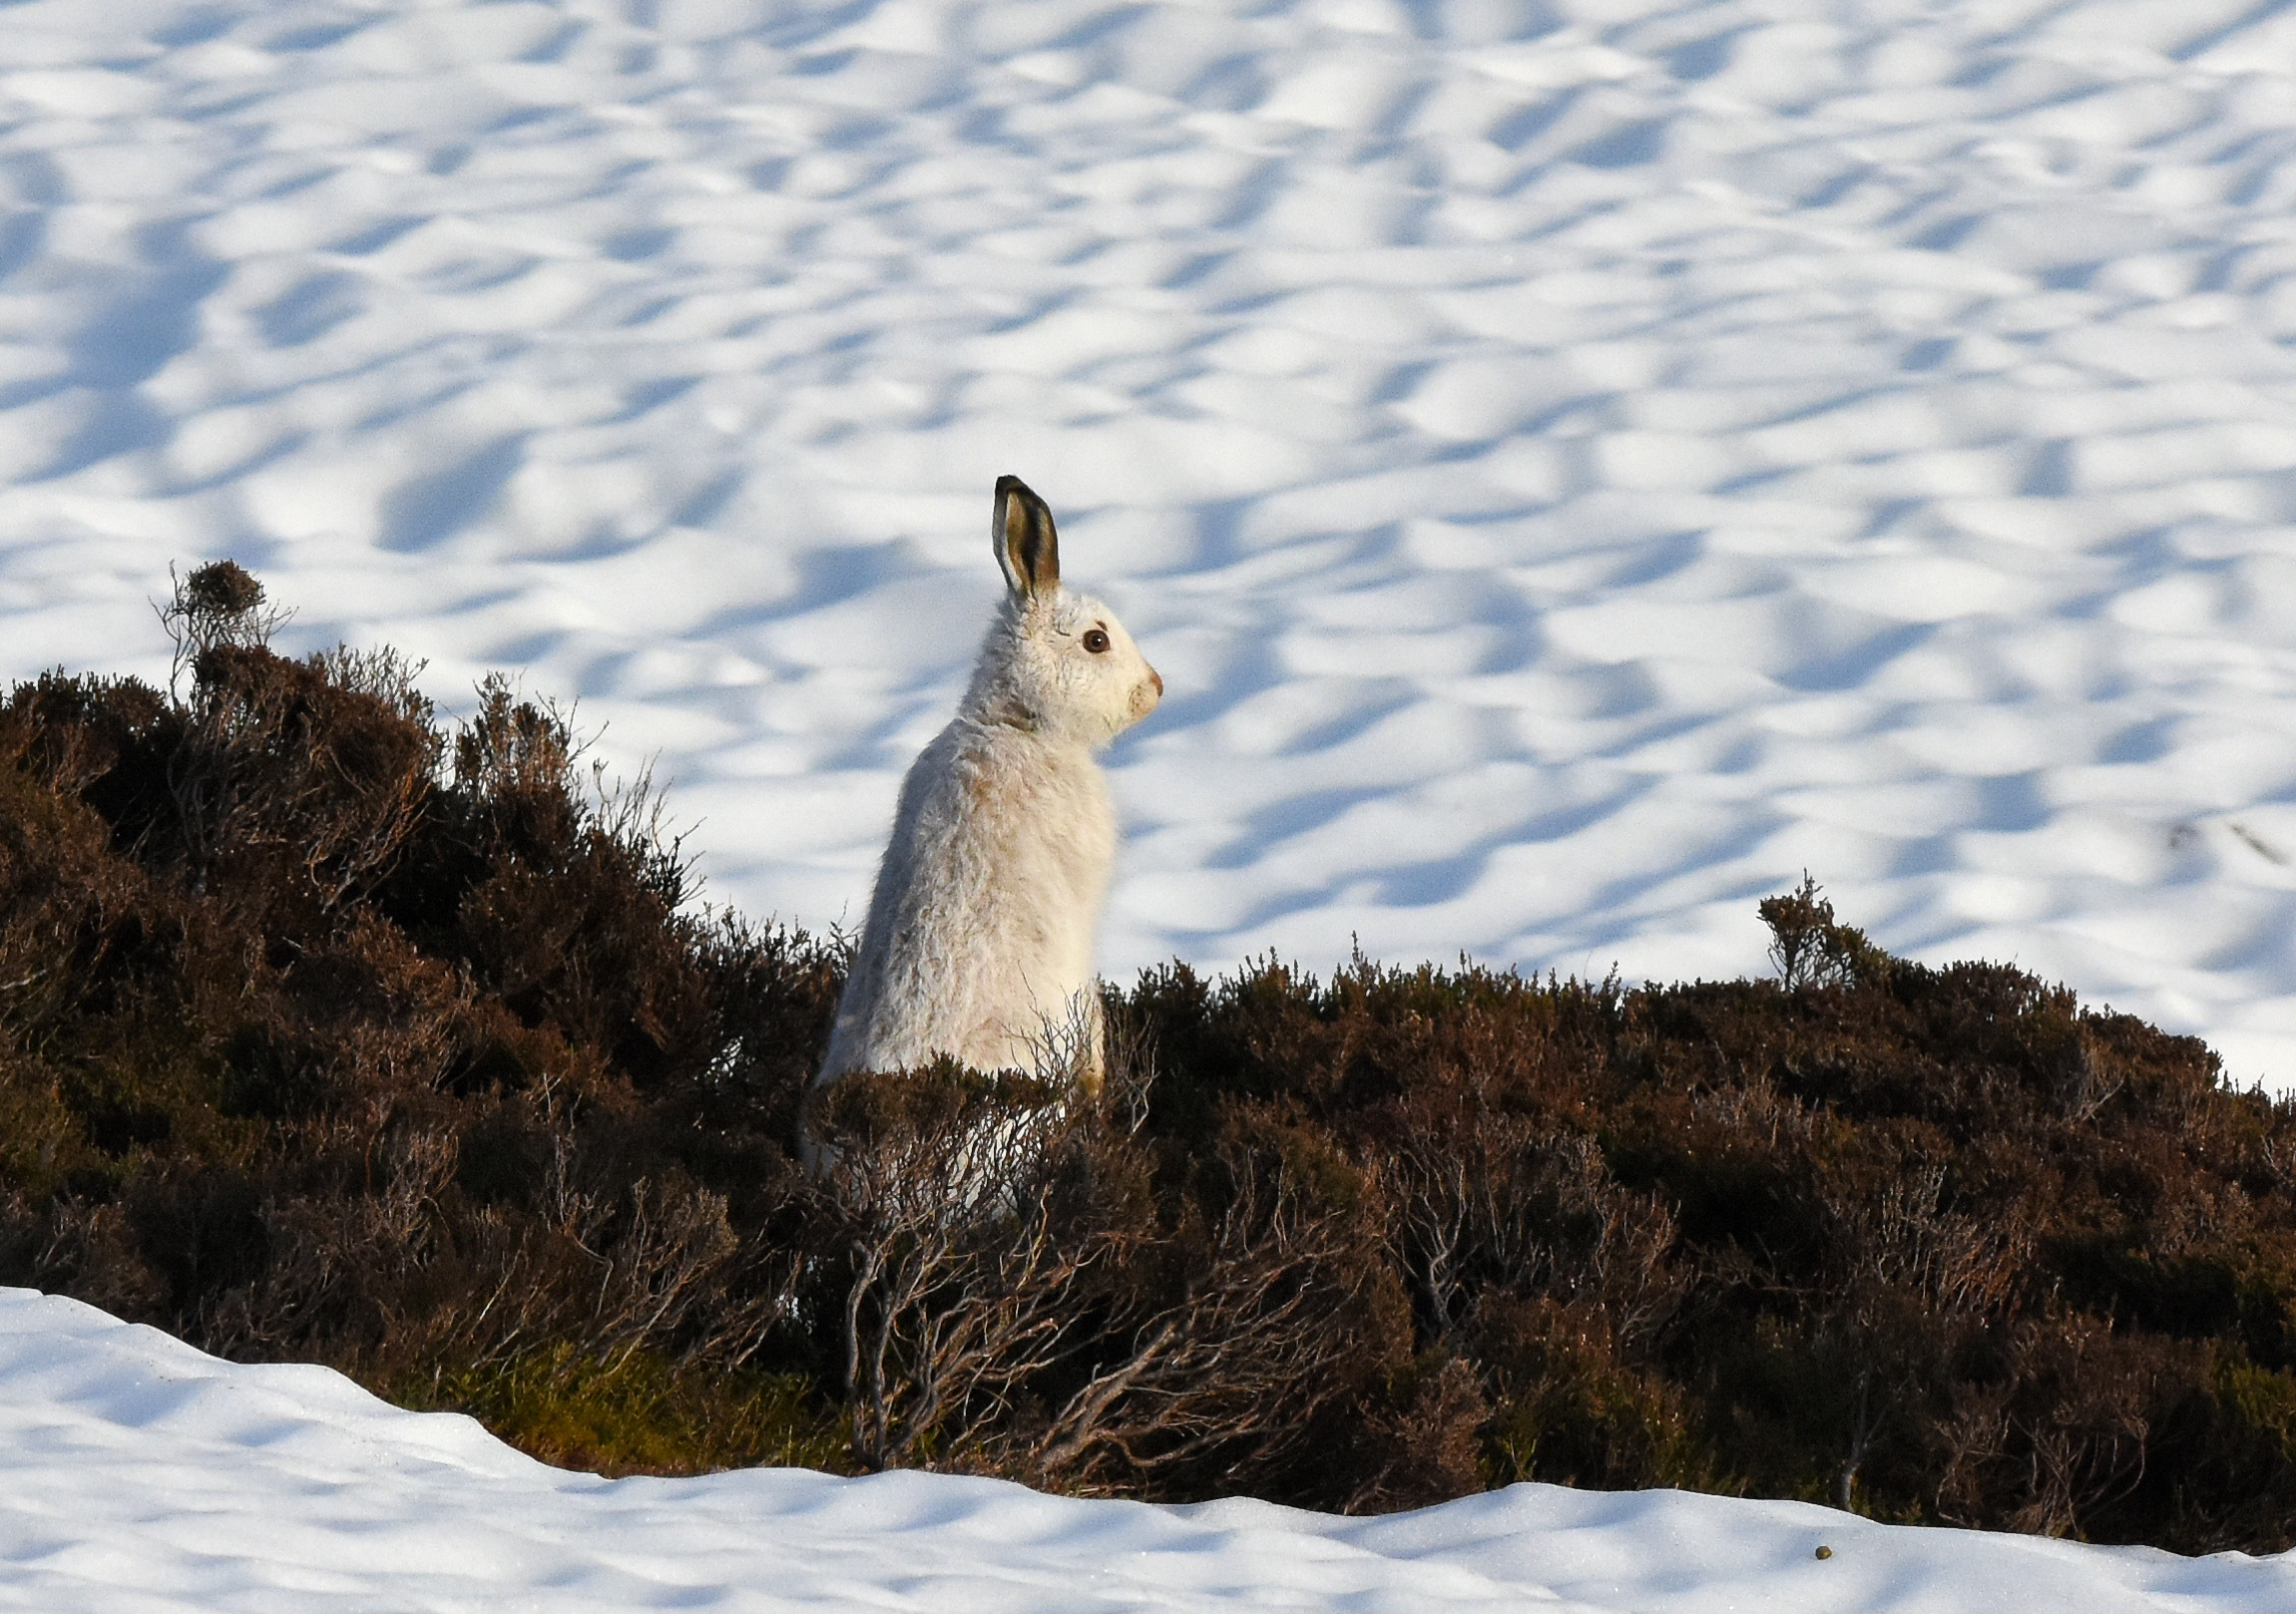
809,475,1161,1143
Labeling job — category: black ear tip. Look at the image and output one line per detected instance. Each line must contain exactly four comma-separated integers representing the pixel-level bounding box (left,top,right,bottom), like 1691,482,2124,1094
992,474,1059,592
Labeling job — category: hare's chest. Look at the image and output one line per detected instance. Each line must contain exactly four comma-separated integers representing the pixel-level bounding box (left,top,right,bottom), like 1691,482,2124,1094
976,750,1113,909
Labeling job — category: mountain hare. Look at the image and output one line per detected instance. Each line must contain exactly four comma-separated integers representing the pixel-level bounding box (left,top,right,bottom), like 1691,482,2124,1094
809,476,1161,1147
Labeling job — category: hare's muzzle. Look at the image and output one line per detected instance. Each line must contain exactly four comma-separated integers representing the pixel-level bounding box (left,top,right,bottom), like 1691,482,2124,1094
1133,666,1163,720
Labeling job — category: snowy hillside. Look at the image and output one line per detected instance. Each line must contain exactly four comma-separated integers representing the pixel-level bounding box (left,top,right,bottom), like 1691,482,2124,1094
6,0,2296,1080
1,1285,2290,1612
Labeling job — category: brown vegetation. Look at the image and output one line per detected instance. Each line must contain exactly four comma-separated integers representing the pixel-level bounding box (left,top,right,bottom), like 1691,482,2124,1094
4,565,2296,1549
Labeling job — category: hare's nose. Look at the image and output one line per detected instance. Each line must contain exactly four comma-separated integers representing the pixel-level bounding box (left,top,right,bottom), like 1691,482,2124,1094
1149,668,1164,697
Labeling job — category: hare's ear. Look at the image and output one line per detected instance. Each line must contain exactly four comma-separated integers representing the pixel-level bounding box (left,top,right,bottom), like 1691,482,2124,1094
993,475,1059,600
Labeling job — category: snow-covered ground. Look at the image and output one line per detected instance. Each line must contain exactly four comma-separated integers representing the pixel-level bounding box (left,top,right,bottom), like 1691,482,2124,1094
0,1285,2287,1613
6,0,2296,1082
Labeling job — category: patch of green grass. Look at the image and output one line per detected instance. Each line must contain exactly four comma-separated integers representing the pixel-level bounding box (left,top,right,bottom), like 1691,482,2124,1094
399,1346,848,1477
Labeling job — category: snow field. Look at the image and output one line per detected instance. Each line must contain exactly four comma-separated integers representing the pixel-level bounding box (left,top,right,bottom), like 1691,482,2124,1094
3,1287,2292,1613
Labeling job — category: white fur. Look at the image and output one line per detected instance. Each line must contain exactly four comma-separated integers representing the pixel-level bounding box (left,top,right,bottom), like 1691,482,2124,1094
811,478,1160,1127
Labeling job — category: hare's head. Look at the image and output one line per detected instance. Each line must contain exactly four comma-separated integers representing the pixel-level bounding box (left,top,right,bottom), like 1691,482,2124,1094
964,475,1161,747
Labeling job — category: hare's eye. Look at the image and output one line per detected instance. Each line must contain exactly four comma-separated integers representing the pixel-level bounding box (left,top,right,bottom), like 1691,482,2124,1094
1083,627,1111,654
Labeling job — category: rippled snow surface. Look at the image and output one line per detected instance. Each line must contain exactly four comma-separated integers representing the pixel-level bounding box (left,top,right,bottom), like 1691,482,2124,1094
4,0,2296,1082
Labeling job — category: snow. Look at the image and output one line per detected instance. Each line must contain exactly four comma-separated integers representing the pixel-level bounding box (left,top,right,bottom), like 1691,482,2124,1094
0,1285,2287,1613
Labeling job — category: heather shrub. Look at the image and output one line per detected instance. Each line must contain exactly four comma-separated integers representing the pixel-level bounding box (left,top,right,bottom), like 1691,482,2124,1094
5,563,2296,1548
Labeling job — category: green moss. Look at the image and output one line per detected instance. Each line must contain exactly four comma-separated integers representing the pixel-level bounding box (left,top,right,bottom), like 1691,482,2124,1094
400,1346,848,1478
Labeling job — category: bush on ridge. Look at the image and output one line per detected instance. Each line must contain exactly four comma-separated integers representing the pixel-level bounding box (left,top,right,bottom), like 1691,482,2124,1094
4,564,2296,1550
